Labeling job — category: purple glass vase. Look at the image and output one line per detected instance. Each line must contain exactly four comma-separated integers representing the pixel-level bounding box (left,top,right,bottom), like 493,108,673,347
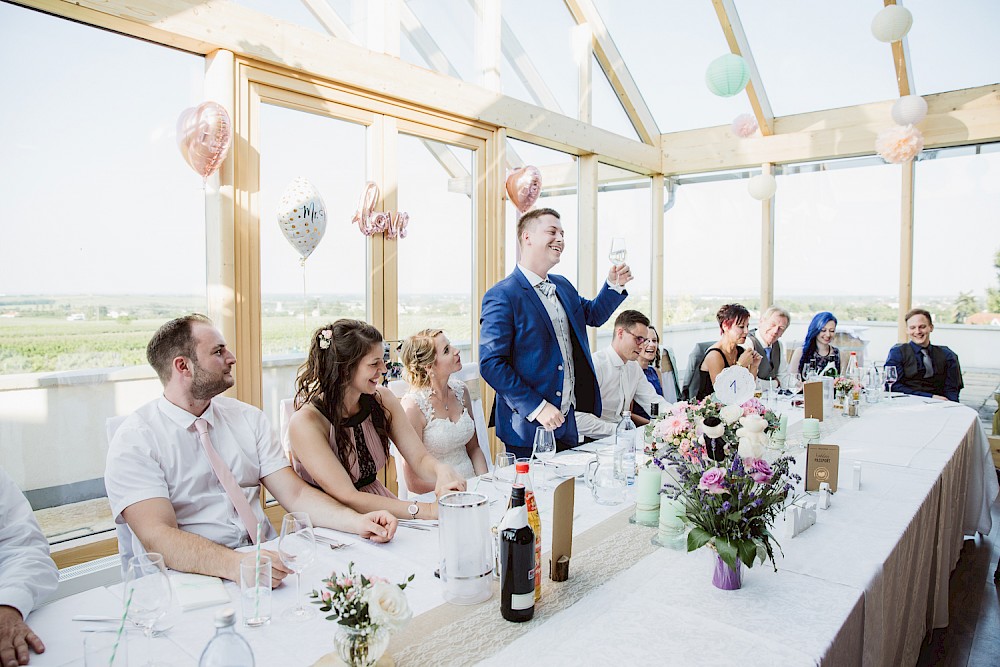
712,554,743,590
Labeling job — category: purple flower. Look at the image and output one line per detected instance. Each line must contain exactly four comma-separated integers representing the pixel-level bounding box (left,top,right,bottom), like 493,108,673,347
721,501,732,512
698,467,728,495
744,457,774,484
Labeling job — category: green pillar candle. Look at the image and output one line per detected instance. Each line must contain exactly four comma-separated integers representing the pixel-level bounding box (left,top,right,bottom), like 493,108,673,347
776,413,788,439
634,466,662,525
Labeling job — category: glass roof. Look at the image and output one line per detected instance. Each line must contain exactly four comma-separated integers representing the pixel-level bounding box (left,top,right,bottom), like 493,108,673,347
906,0,1000,96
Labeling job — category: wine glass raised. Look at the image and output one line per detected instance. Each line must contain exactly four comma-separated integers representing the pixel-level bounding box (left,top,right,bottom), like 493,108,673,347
608,237,627,286
532,427,557,491
279,512,317,622
124,552,173,667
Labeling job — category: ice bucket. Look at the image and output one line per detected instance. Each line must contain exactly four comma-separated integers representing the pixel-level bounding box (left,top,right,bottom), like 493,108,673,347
438,492,493,605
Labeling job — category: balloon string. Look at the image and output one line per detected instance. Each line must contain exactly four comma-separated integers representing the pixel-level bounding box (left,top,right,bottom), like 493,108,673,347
301,258,308,339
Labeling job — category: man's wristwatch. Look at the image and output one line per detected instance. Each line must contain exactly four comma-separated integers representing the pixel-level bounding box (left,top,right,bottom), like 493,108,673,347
407,502,419,519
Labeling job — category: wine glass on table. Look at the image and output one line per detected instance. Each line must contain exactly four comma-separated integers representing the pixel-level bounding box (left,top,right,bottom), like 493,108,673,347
608,237,627,287
493,452,516,496
124,552,173,667
884,365,898,399
279,512,317,622
532,427,557,491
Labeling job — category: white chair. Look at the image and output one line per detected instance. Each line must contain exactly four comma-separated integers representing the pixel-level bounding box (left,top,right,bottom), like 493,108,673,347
388,379,409,398
278,398,295,460
390,443,411,500
105,416,135,576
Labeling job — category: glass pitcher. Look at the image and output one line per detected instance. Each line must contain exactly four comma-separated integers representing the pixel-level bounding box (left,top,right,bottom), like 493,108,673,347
585,449,626,506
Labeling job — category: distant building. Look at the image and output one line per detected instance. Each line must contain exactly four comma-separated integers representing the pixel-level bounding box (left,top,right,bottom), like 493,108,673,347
965,312,1000,326
66,313,85,321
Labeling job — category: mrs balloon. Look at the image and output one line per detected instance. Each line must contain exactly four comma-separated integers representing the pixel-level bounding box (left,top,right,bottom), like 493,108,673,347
277,178,327,263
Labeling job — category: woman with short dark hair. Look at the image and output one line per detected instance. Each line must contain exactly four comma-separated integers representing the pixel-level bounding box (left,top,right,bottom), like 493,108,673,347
696,304,762,401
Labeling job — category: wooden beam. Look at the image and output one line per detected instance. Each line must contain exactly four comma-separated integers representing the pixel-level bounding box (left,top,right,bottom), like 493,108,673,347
400,3,460,78
759,163,775,309
884,0,913,97
711,0,774,136
661,85,1000,175
651,174,664,335
563,0,660,145
578,154,599,350
301,0,360,44
898,160,915,342
11,0,658,172
574,23,593,124
475,0,501,93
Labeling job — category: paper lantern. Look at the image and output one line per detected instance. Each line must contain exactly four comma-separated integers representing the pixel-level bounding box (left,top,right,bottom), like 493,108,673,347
731,113,759,138
747,174,777,200
891,95,928,126
871,5,913,42
705,54,750,98
875,125,924,164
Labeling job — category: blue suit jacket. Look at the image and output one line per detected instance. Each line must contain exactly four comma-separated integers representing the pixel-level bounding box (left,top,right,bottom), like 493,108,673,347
479,269,626,454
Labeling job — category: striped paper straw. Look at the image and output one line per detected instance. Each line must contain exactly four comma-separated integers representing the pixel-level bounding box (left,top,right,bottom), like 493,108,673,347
254,521,263,618
109,588,133,666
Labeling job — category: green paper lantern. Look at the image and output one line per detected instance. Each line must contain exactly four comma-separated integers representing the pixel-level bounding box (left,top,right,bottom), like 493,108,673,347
705,54,750,98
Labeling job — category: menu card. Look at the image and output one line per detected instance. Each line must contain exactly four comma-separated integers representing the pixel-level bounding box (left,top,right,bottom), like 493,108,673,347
804,380,824,421
805,444,840,492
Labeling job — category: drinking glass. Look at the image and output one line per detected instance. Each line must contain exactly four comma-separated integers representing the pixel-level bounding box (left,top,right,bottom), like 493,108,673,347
278,512,317,622
608,237,627,286
532,427,557,490
492,452,516,495
884,365,898,398
124,553,172,667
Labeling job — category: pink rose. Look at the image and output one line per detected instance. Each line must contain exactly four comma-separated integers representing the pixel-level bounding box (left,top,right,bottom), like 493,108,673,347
698,467,728,494
741,398,766,417
744,457,773,484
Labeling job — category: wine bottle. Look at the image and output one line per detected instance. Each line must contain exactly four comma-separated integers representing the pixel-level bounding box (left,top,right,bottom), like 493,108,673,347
510,461,541,601
499,484,535,622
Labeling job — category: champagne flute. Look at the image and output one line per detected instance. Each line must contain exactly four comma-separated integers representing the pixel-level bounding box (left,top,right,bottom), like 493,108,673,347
532,427,557,491
608,237,627,287
884,365,898,398
279,512,317,622
124,553,173,667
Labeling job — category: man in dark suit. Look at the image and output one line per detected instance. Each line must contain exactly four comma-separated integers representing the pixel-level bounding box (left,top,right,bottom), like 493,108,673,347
480,208,630,458
885,308,962,402
748,306,790,384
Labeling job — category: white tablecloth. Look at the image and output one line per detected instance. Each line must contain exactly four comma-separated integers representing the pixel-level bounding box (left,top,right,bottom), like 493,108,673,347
27,398,998,666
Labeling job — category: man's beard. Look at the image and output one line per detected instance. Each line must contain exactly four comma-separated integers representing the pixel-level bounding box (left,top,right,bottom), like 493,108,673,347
190,361,233,400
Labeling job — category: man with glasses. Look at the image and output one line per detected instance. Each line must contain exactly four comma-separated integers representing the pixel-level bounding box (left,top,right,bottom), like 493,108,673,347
576,310,670,439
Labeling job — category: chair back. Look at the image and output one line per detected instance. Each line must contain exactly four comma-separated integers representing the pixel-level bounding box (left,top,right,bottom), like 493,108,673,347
390,443,411,499
660,346,681,403
278,398,295,460
682,341,715,400
105,415,135,576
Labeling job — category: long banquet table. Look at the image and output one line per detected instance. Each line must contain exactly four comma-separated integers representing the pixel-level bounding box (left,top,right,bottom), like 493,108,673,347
28,396,999,666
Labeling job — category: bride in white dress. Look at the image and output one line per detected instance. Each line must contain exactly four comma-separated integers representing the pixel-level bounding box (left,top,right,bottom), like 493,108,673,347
400,329,489,495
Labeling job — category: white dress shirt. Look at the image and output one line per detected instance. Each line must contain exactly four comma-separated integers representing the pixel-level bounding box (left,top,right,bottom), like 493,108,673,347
575,346,671,438
0,467,57,619
105,396,289,560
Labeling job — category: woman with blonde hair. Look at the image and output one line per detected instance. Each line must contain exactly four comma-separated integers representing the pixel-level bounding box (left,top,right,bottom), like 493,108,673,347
287,319,465,521
400,329,488,495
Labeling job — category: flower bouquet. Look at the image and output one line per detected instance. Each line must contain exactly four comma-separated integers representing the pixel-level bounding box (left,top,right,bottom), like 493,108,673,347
311,562,414,666
645,397,800,589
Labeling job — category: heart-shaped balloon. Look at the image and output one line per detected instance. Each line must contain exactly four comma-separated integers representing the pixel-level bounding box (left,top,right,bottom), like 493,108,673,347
505,166,542,213
176,102,232,179
276,178,327,262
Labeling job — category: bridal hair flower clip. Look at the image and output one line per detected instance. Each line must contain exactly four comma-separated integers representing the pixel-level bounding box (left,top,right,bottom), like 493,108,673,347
318,329,333,350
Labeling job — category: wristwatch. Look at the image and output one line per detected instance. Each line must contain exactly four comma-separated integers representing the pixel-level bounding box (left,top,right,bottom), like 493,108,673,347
407,502,419,519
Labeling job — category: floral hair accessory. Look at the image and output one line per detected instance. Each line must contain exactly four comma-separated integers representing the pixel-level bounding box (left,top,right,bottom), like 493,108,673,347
318,329,333,350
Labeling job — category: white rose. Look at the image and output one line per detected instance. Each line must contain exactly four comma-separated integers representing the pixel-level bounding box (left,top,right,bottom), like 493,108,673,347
719,404,743,425
367,581,412,630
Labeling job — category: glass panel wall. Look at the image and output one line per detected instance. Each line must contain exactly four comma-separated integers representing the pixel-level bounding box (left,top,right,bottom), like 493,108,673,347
501,0,579,116
396,134,476,346
505,140,580,285
258,103,369,436
403,0,477,83
0,3,206,544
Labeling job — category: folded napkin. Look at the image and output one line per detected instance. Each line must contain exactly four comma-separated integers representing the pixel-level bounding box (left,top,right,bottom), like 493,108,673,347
169,573,230,611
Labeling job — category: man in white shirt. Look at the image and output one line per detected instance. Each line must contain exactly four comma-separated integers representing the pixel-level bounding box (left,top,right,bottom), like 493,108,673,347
576,310,670,439
105,314,397,587
0,467,57,667
748,306,790,385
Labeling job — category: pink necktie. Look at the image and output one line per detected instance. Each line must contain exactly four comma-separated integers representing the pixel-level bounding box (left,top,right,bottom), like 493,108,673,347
194,418,259,544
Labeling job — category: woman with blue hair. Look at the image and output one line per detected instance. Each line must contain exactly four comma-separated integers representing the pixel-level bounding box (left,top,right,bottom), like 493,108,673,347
790,312,841,377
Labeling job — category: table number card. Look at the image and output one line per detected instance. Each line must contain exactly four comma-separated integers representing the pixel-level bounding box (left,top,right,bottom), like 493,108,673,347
805,444,840,492
804,380,825,421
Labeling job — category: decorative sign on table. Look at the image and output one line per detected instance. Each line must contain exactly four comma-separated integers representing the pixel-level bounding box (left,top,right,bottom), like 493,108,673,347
712,365,756,406
805,444,840,492
804,380,825,421
549,477,574,582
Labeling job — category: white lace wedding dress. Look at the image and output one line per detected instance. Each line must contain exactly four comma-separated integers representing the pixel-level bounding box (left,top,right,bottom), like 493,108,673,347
405,379,477,479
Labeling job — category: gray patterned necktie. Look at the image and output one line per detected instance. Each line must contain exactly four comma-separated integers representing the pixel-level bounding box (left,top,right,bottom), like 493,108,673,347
537,280,556,300
921,348,934,378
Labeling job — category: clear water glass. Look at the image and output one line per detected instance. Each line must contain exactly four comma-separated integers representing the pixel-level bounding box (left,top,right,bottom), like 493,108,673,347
278,512,317,622
124,553,172,667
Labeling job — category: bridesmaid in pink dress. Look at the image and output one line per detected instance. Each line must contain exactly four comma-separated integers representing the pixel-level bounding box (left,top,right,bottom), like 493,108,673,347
288,319,466,521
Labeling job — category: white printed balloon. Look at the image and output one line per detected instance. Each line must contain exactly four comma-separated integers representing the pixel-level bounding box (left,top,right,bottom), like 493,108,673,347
277,178,327,261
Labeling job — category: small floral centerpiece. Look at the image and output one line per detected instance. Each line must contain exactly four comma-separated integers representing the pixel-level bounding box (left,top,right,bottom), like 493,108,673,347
311,562,414,667
644,397,800,589
833,376,856,398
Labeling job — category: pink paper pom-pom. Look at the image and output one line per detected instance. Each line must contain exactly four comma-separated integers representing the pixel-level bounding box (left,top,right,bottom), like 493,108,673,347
875,125,924,164
730,113,759,139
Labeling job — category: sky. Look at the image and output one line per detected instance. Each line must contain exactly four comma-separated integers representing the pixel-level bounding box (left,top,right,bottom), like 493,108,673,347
1,1,998,299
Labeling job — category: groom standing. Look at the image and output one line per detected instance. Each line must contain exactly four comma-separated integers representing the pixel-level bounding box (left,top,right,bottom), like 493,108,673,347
480,208,631,459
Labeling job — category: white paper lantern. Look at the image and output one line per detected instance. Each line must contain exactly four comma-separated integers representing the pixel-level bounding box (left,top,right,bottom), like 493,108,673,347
891,95,928,126
871,5,913,42
748,174,777,200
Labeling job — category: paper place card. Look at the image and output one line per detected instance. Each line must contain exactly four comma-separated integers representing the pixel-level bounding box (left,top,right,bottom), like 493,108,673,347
169,572,231,611
549,477,574,582
805,444,840,492
804,380,824,421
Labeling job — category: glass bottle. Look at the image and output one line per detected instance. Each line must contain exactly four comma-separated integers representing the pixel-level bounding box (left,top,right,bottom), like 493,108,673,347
615,411,637,485
511,460,541,601
199,608,255,667
499,484,535,622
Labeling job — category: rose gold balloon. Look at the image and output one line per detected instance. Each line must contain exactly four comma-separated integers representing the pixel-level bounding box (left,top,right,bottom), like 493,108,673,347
505,166,542,213
176,102,232,179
